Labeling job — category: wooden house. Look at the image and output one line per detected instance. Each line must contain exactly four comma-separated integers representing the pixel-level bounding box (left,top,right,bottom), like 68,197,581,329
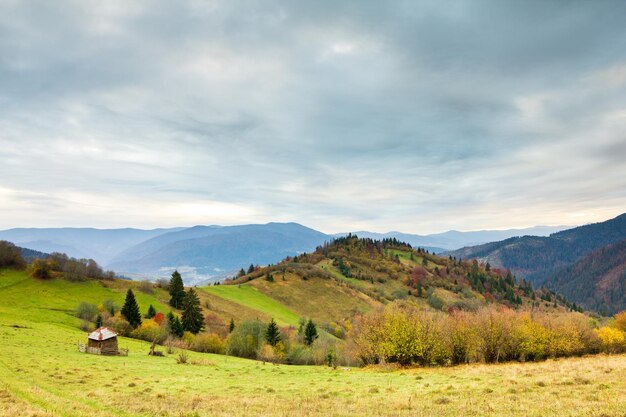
87,327,119,355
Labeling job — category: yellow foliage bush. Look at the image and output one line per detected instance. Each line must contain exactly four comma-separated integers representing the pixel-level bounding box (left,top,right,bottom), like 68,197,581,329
595,326,626,353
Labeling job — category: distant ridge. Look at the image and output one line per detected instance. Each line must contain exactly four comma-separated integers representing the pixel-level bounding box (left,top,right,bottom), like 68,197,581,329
107,222,330,284
448,213,626,280
333,225,569,252
0,222,573,285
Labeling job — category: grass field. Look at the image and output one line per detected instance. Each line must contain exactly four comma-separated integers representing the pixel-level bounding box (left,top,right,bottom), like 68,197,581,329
3,269,626,417
200,283,301,326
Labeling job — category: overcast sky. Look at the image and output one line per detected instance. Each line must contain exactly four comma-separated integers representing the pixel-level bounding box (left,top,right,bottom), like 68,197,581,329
1,0,625,234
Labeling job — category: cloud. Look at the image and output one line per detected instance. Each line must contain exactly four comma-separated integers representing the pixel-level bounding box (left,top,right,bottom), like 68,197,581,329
0,0,625,233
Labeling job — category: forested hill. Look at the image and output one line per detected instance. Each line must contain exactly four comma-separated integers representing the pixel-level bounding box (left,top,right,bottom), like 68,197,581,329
225,235,581,315
541,239,626,315
448,213,626,282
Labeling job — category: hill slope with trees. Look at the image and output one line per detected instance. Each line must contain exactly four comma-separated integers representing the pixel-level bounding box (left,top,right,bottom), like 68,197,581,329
540,239,626,315
448,213,626,282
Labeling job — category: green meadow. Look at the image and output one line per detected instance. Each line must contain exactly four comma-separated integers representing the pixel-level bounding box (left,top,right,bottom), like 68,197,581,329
2,269,626,417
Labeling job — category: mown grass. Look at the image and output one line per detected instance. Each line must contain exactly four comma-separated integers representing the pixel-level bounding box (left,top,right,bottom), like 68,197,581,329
2,269,626,416
201,283,301,326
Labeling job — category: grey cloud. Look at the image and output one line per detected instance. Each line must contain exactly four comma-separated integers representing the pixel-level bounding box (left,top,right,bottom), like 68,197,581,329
0,0,625,232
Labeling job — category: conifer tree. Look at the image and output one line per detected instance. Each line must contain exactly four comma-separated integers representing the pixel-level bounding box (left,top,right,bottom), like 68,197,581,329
167,311,184,337
121,288,142,328
265,318,281,346
145,304,156,319
247,264,255,274
238,268,246,277
304,319,318,346
181,288,204,334
168,270,185,309
95,313,103,328
229,318,235,333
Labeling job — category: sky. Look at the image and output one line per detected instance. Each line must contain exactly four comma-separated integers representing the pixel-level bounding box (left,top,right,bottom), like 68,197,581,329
1,0,625,234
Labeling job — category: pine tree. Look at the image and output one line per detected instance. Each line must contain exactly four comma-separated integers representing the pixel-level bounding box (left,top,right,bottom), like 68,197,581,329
229,318,235,333
95,313,103,328
238,268,246,277
247,264,255,274
265,318,281,346
304,319,318,346
167,311,184,337
168,270,185,309
121,288,142,328
145,304,156,319
181,288,204,334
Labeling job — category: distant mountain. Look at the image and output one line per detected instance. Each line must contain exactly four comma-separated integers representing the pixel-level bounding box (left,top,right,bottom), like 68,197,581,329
0,222,576,286
0,227,183,264
107,223,330,284
540,239,626,315
448,213,626,283
18,246,49,262
334,225,569,252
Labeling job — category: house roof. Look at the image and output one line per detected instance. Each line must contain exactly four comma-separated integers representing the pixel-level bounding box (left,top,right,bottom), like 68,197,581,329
88,327,118,341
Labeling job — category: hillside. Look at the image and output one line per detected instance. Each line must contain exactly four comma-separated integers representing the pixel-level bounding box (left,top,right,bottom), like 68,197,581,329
541,239,626,315
108,223,330,283
3,266,626,416
221,235,580,322
448,213,626,282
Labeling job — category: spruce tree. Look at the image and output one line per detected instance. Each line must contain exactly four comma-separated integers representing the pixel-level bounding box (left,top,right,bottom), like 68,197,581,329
145,304,156,319
238,268,246,277
265,318,281,346
181,288,204,334
304,319,318,346
95,313,103,328
121,288,142,328
167,311,184,337
229,318,235,333
168,270,185,309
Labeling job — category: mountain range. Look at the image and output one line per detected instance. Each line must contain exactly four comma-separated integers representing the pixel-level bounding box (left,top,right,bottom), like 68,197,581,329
449,213,626,314
0,223,572,284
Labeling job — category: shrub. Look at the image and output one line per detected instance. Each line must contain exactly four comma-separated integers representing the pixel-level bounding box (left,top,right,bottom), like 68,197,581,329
76,302,99,322
177,351,189,364
138,280,154,294
614,311,626,332
226,320,266,359
155,278,170,290
104,313,133,337
0,241,26,269
102,299,118,316
153,312,165,326
427,293,445,310
284,344,313,365
193,333,225,354
131,320,168,344
257,344,276,362
30,258,54,279
595,327,626,353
